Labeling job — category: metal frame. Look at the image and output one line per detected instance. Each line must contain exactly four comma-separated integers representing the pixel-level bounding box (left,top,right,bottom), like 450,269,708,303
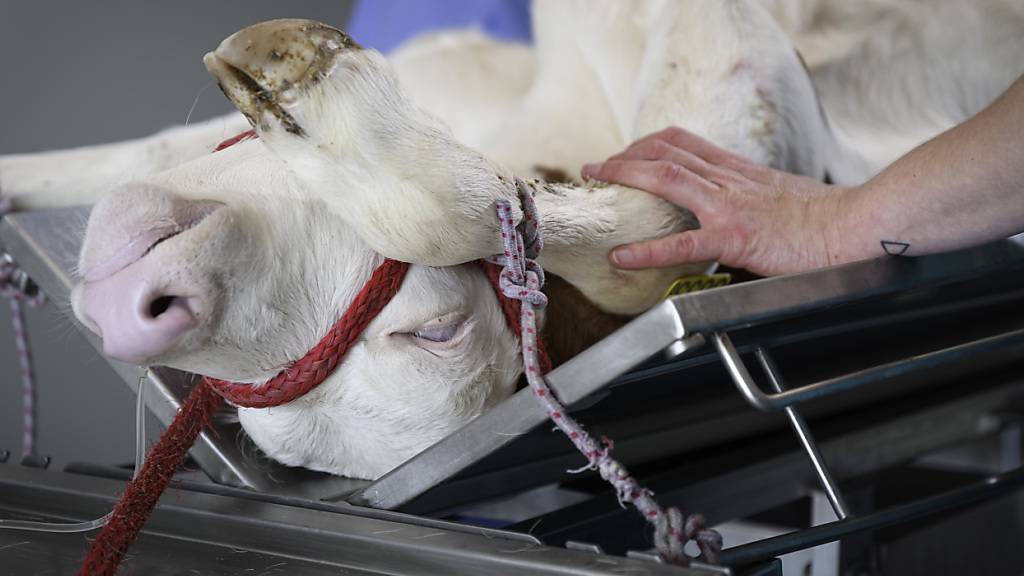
0,463,723,575
702,327,1024,568
504,371,1024,549
754,349,850,520
719,464,1024,566
715,329,1024,412
372,240,1024,565
713,329,1024,520
700,252,1024,565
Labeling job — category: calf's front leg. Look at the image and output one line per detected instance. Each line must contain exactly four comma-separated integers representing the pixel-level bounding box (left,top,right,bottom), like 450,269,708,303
0,113,250,210
202,19,706,315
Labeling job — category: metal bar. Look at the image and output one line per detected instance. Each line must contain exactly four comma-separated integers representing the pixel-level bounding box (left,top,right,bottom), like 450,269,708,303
0,465,711,576
719,464,1024,567
755,348,850,520
714,328,1024,411
673,241,1024,334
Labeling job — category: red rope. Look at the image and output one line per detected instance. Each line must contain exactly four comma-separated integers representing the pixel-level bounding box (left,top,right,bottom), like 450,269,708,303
212,129,257,152
205,258,410,407
78,380,224,576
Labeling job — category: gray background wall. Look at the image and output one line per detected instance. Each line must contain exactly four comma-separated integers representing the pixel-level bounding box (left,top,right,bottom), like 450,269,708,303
0,1,353,469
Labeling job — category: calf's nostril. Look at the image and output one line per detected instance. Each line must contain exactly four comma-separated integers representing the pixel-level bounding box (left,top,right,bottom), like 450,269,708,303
148,295,176,319
80,267,203,363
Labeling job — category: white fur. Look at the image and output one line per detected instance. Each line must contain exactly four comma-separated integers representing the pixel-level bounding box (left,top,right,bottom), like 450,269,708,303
2,0,1021,479
0,114,249,209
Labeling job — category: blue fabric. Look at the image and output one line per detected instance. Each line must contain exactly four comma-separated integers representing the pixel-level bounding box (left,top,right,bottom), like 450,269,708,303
347,0,532,53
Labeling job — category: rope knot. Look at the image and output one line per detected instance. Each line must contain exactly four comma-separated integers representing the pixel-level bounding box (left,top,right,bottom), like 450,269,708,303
686,513,725,565
486,178,547,310
650,510,724,565
1,256,45,307
1,202,45,308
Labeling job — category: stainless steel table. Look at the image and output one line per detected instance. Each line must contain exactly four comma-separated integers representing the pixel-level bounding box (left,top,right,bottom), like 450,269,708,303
0,462,721,575
5,206,1024,573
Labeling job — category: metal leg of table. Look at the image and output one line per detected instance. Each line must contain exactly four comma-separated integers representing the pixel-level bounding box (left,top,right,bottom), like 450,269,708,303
755,348,850,521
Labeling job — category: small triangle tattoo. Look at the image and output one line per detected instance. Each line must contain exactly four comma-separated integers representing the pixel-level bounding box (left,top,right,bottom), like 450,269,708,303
880,240,910,256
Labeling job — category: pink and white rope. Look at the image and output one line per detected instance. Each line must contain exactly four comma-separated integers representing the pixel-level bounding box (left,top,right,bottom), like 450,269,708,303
0,199,46,457
487,179,723,565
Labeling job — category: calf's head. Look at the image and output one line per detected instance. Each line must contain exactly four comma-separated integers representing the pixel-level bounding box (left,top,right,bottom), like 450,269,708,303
71,20,522,479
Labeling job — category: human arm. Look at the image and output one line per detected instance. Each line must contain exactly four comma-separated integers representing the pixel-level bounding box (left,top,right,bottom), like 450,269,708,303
581,74,1024,276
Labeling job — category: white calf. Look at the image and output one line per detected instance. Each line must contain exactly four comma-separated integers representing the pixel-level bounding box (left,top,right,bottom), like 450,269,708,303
1,0,1021,479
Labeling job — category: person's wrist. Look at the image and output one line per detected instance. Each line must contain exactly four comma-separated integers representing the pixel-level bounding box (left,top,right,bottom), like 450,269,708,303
819,184,872,267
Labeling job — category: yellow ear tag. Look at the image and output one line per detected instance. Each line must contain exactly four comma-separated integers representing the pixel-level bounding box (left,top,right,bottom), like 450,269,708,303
660,273,732,299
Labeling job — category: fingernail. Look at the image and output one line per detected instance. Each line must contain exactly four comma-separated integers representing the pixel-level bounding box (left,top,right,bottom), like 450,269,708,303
611,247,635,266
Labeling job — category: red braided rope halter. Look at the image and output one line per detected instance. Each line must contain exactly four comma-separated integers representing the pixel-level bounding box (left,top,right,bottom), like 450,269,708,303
77,131,549,575
205,258,410,408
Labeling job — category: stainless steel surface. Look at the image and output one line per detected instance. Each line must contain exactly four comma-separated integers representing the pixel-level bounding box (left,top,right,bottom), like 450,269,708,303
566,540,605,554
670,241,1024,334
0,464,715,576
756,348,850,520
0,208,369,498
714,327,1024,411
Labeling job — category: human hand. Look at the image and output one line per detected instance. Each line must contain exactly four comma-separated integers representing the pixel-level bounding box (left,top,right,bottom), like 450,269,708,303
582,127,852,277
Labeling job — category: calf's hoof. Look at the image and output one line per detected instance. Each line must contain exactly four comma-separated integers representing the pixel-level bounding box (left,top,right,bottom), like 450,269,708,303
203,19,358,135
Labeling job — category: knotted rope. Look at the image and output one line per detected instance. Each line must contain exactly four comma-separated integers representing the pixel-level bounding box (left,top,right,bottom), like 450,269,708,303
488,179,723,565
0,199,46,458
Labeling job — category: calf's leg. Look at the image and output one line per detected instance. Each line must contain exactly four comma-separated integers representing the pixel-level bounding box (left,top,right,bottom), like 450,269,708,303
0,113,250,210
200,8,828,314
